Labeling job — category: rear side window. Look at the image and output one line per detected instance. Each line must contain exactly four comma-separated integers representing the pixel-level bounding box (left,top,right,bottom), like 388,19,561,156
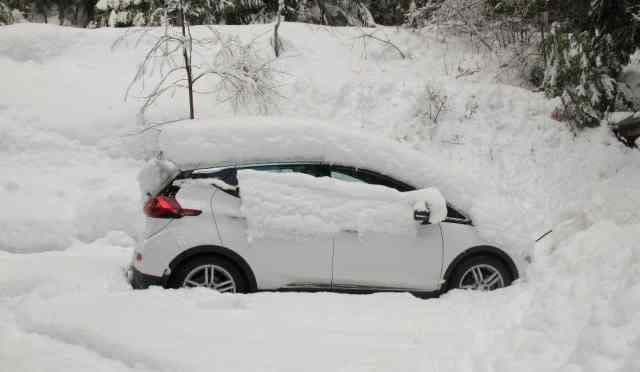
240,164,326,178
193,163,327,197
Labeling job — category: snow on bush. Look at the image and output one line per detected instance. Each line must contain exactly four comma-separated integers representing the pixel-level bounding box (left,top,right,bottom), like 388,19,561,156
0,0,13,25
237,170,446,240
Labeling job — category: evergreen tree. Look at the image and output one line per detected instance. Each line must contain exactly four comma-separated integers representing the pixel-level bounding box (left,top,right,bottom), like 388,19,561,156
33,0,53,22
543,0,640,128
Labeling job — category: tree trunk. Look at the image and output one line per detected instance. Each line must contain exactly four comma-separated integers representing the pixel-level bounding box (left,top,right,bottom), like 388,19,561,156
84,0,96,27
180,2,195,120
274,0,283,57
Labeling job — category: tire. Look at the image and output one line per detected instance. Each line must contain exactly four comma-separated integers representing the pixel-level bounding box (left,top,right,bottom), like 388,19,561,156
447,255,513,291
168,255,248,293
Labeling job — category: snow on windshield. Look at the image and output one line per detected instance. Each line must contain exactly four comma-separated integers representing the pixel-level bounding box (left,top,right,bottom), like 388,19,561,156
237,170,446,241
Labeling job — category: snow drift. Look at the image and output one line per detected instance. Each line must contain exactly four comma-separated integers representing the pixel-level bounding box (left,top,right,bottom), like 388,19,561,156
2,220,638,372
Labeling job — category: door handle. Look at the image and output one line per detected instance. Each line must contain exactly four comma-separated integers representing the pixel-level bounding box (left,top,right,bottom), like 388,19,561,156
341,229,358,234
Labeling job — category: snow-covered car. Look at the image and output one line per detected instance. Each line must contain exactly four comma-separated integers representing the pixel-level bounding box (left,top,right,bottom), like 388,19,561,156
129,117,520,295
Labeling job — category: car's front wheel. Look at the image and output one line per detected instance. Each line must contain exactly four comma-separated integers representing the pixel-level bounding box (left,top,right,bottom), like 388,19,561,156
169,255,248,293
448,255,513,291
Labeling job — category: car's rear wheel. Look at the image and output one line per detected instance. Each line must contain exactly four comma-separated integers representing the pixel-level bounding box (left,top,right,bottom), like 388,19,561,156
448,255,513,291
169,255,248,293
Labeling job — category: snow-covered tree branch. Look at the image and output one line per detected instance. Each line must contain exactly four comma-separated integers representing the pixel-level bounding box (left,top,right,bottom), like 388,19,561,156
116,0,279,125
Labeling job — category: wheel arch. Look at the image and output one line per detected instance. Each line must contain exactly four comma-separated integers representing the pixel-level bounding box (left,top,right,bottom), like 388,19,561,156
443,245,519,284
168,245,258,292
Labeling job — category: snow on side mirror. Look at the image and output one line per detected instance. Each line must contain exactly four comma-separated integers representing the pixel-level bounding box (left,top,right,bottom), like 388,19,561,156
413,202,431,224
409,187,447,224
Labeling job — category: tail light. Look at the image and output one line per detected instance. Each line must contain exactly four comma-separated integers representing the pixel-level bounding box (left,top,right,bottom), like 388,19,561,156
143,196,202,219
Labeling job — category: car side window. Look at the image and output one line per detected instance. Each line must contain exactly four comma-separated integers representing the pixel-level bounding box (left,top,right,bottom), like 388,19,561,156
244,164,326,177
207,163,327,197
329,165,470,223
330,170,364,184
329,166,414,192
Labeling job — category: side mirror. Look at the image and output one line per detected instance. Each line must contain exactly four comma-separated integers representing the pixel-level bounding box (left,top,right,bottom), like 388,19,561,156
413,202,431,224
410,188,447,224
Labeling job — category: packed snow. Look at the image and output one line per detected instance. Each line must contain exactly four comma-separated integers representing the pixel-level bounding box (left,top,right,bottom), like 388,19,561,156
1,22,639,372
237,170,446,240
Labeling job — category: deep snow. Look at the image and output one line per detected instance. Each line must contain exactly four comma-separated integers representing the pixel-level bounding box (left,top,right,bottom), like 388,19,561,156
1,22,639,372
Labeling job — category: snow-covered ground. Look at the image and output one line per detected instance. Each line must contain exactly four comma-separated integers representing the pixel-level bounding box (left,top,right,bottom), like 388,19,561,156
1,22,639,371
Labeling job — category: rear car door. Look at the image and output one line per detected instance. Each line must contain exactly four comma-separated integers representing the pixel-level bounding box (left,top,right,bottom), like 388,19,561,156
210,163,334,290
329,166,444,291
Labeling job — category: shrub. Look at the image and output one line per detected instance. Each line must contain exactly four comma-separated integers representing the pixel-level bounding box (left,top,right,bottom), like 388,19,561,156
0,0,14,25
542,1,640,128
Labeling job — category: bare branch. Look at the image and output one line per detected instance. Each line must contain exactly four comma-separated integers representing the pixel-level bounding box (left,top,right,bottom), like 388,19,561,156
354,31,406,59
117,8,281,126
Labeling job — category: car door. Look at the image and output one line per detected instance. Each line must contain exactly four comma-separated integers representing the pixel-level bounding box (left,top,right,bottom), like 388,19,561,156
329,166,444,291
210,163,334,290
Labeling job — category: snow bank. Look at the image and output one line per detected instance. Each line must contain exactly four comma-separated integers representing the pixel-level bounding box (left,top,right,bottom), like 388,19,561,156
0,23,86,62
3,220,637,372
486,221,640,372
0,117,144,252
0,235,132,298
0,25,147,252
237,170,446,240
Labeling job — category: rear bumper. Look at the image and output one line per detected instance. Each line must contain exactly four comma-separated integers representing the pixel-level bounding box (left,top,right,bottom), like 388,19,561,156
128,265,168,289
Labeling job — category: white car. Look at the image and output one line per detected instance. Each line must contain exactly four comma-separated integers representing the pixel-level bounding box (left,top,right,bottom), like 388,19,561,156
129,118,520,295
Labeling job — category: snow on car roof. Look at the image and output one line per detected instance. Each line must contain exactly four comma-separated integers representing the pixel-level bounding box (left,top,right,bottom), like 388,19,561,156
157,115,451,190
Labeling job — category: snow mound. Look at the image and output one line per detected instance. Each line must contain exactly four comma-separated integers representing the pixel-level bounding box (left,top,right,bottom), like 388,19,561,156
4,220,637,372
487,221,640,372
238,170,446,240
0,23,86,62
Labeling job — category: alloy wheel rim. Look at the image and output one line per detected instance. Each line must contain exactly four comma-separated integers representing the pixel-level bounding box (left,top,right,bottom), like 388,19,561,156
458,264,504,291
183,264,237,293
